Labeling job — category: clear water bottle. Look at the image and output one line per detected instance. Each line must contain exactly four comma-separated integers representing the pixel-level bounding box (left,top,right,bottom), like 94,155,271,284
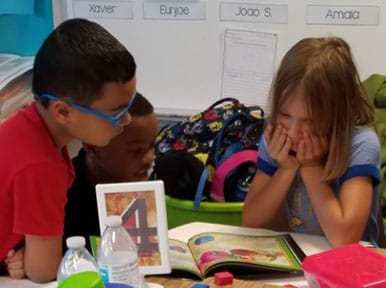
57,236,99,283
98,216,139,288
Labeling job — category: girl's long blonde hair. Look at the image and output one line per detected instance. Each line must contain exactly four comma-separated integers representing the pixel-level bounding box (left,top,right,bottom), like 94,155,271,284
270,37,375,180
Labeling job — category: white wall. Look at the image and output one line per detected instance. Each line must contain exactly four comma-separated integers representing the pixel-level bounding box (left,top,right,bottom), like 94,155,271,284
54,0,386,114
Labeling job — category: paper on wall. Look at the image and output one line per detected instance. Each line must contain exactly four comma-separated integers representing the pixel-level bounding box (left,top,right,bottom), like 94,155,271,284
221,29,277,108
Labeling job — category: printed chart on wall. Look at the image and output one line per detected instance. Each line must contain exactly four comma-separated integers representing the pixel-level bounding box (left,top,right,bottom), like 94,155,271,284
221,29,278,108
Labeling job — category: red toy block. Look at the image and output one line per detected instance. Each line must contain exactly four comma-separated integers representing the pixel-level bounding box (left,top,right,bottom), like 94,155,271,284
214,271,234,285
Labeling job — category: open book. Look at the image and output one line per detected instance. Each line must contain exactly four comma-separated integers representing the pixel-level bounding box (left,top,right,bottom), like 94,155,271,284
0,54,34,121
90,231,305,279
168,231,305,279
0,54,34,91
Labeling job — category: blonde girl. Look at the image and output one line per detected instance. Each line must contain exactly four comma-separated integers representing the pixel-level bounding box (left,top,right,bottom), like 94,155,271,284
242,37,380,247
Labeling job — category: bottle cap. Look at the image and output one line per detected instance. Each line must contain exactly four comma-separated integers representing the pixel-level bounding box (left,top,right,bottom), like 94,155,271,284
57,271,104,288
105,215,122,227
66,236,86,249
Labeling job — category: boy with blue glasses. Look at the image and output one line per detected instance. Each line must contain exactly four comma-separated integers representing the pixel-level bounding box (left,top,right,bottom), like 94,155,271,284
64,93,158,252
0,18,136,282
38,91,137,127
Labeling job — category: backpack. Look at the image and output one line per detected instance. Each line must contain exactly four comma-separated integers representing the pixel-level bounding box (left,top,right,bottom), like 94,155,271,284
194,112,263,207
362,74,386,239
155,98,254,155
154,98,264,207
362,74,386,204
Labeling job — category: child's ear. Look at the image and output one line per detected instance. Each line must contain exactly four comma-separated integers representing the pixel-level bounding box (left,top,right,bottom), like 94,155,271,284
51,101,71,123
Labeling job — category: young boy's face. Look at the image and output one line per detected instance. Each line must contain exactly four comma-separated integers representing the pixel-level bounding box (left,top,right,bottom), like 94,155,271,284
69,78,136,147
90,112,158,182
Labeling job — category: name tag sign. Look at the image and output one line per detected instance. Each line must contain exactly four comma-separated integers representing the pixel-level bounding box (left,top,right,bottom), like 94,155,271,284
72,0,134,19
220,2,288,24
307,5,380,26
143,1,206,20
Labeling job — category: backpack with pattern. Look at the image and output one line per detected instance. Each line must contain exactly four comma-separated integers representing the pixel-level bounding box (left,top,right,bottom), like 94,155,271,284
194,112,264,207
154,98,264,205
155,98,253,155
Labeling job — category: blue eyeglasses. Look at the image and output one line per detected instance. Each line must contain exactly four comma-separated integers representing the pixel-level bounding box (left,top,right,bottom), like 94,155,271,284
38,92,136,127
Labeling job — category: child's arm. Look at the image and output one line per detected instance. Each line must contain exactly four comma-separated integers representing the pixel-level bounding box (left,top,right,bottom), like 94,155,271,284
24,235,62,283
298,131,373,246
4,248,26,279
242,168,297,228
242,125,299,228
301,166,372,247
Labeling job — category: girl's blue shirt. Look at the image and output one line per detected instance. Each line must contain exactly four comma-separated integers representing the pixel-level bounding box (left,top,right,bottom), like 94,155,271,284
256,127,381,246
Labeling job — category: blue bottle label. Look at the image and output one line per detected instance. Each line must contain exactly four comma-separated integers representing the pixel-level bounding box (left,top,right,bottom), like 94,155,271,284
99,264,110,283
99,262,137,286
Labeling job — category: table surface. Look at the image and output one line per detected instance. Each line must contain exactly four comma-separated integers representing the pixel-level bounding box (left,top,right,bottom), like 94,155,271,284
0,222,333,288
146,275,294,288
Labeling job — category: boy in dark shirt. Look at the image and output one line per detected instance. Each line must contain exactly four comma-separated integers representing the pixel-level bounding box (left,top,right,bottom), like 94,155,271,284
64,93,158,251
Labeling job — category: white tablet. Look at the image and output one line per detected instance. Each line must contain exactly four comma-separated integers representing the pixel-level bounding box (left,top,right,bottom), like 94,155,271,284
96,180,170,275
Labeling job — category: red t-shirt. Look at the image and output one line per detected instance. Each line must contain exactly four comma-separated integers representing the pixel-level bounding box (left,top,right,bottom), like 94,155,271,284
0,103,74,261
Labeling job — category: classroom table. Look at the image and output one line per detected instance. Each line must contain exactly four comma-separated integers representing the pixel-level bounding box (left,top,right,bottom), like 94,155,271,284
0,222,333,288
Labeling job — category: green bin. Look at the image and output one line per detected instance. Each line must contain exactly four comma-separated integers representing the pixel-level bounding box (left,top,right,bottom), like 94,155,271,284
165,195,244,228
